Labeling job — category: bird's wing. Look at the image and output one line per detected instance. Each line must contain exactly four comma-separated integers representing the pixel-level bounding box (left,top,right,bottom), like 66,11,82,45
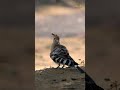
52,45,69,57
50,45,79,66
52,45,78,63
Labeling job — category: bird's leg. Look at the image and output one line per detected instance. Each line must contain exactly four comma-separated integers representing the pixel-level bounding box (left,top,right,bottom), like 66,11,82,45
56,63,60,68
62,64,65,68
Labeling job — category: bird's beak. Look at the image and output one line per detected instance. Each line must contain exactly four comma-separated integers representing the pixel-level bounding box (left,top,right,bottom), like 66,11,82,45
51,33,55,36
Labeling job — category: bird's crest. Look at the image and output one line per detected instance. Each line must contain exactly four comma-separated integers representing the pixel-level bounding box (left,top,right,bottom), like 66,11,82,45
51,33,60,40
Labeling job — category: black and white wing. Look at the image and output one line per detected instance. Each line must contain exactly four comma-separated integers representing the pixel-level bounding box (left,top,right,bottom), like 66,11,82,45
50,45,78,66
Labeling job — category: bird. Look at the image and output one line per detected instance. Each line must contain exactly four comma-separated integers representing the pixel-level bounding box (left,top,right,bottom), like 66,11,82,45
50,33,104,90
50,33,84,72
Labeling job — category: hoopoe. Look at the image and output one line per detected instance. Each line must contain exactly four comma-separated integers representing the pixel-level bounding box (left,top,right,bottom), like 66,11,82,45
50,33,84,73
50,33,104,90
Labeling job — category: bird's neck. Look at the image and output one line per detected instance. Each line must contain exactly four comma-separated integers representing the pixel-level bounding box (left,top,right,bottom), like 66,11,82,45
51,40,60,51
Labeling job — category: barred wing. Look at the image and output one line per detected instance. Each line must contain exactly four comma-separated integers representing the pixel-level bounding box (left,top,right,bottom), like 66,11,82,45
51,45,69,57
50,45,78,66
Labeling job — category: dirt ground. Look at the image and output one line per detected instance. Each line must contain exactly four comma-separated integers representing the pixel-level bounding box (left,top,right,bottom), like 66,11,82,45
35,67,85,90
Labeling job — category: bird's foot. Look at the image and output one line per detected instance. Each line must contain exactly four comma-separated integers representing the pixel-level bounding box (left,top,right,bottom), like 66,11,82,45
55,64,61,69
56,66,60,69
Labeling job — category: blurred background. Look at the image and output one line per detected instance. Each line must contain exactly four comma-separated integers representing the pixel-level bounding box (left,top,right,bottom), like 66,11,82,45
0,0,34,89
35,0,85,70
86,0,120,89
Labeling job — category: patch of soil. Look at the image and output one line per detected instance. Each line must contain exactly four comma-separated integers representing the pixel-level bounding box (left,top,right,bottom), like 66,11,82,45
35,68,85,90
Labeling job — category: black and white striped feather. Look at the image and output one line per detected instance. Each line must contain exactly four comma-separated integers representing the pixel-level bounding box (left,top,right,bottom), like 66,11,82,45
50,44,84,72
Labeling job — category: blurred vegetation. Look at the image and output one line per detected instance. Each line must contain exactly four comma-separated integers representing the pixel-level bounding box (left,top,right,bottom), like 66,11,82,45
35,0,85,9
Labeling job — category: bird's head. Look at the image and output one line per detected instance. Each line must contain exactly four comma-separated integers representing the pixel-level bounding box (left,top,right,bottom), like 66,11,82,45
52,33,60,40
51,33,60,43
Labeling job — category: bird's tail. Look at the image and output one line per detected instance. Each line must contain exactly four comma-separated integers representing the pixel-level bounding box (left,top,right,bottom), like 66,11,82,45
75,65,85,73
75,66,104,90
75,65,96,84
